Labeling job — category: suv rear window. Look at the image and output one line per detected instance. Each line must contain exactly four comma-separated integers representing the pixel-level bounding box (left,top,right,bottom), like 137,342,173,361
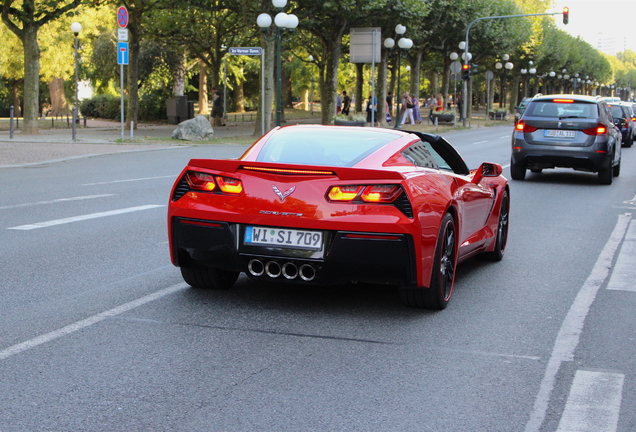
525,101,598,118
608,105,627,118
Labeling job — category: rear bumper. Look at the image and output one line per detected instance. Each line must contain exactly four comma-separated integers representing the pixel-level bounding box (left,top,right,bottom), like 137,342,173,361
171,217,418,287
512,139,612,172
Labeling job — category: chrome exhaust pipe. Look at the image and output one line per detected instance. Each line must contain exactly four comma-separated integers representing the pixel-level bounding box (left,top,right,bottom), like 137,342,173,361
299,264,316,282
247,259,264,276
265,261,282,278
282,262,298,280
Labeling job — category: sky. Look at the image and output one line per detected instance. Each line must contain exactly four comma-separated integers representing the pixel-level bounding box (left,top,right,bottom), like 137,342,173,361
552,0,636,54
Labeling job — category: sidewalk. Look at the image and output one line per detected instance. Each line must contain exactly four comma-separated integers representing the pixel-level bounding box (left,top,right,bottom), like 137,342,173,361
0,118,258,168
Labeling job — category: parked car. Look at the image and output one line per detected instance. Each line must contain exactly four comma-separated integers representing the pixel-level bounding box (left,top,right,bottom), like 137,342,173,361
511,94,621,184
607,102,634,147
168,125,510,309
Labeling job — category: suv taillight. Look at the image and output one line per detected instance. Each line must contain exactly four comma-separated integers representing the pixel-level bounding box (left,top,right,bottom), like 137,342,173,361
515,120,538,133
582,123,607,136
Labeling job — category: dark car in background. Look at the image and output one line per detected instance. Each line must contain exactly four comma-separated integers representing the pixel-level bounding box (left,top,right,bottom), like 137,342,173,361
607,102,634,147
511,94,621,185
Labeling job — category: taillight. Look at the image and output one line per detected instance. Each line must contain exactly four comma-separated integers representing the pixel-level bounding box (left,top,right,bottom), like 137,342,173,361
184,171,243,194
582,123,607,136
327,184,402,203
515,120,538,133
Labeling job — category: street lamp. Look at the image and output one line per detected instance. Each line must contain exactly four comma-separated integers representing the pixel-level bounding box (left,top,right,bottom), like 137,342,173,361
257,0,298,127
384,25,413,128
70,22,82,141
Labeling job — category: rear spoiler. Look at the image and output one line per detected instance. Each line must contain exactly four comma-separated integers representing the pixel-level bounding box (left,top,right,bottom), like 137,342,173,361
187,159,406,181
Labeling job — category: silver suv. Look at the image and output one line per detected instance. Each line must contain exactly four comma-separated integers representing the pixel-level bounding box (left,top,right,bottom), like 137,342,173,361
511,94,621,185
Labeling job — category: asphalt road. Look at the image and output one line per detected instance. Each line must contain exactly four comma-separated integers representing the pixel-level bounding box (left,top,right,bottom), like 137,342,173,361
1,125,635,431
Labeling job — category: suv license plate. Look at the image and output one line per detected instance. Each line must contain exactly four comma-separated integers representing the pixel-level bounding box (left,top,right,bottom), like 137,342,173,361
545,130,576,138
244,226,323,250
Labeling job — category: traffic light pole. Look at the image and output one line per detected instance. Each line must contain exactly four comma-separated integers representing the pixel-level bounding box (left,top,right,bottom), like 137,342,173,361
461,8,568,126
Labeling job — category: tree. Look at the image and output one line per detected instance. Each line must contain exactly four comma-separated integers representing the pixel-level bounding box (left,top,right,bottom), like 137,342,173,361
2,0,83,134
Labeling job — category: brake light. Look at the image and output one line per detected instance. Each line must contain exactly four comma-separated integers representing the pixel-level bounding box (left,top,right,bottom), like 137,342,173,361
184,171,243,194
360,185,401,203
327,185,402,203
216,176,243,194
515,120,538,133
582,124,607,136
552,99,574,103
631,117,636,123
186,172,216,191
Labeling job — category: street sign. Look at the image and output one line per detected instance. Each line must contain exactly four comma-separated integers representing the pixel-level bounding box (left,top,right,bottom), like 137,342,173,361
117,6,129,28
118,28,128,41
485,70,494,81
117,42,129,65
229,47,263,55
450,61,462,74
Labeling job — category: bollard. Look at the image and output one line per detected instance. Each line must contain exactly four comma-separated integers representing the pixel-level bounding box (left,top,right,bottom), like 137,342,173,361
9,106,14,139
130,121,134,139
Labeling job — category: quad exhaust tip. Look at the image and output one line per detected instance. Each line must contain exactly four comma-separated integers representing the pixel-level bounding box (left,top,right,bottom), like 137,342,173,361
247,259,315,282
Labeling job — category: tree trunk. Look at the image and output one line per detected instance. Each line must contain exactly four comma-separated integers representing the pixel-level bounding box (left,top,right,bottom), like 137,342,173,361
22,23,41,134
172,52,186,97
233,75,245,113
11,80,22,117
409,50,423,99
377,49,389,126
198,61,209,115
320,38,342,125
49,77,69,116
355,62,364,113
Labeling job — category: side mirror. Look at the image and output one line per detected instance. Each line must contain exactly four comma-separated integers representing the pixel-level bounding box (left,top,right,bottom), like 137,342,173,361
472,162,503,184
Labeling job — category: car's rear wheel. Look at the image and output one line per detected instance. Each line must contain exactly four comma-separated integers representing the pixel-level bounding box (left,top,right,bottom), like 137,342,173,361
181,266,239,290
400,213,456,310
510,160,526,180
598,166,613,185
483,189,509,261
613,159,621,177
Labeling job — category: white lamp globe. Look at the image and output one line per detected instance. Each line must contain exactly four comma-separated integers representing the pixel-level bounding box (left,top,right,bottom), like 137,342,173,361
274,12,290,28
398,37,413,49
272,0,287,8
395,24,406,35
286,14,299,29
505,62,514,70
70,22,82,35
450,52,458,60
458,41,466,50
257,13,272,29
384,38,395,49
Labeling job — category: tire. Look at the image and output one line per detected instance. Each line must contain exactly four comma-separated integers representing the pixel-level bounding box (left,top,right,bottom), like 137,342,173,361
181,266,239,290
613,159,621,177
598,166,613,185
400,213,457,310
510,161,526,180
482,189,509,261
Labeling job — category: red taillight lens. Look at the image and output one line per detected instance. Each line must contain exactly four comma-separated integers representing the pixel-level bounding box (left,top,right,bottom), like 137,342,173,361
328,185,363,201
186,172,216,191
216,176,243,194
582,123,607,136
185,172,243,194
327,184,402,203
360,185,401,203
515,120,538,133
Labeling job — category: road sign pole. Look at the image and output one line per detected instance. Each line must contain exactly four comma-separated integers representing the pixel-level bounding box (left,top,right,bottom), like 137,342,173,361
121,64,124,140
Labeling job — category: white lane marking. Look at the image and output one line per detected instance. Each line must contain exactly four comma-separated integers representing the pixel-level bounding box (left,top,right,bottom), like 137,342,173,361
473,140,489,145
0,283,188,361
0,194,115,211
608,217,636,292
500,135,511,139
7,205,164,230
556,370,624,432
83,175,175,186
524,213,632,432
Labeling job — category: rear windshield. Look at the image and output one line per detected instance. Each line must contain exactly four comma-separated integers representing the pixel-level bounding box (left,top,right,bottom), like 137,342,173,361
256,127,402,167
525,101,598,118
608,105,627,118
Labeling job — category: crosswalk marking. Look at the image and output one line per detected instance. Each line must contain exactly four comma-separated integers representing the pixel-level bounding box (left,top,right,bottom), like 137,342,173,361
556,370,624,432
7,205,164,230
607,218,636,292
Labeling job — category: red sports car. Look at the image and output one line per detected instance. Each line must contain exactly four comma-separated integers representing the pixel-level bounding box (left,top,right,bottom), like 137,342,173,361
168,125,509,309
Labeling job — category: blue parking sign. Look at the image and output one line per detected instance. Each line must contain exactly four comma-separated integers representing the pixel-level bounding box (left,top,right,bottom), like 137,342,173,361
117,42,129,65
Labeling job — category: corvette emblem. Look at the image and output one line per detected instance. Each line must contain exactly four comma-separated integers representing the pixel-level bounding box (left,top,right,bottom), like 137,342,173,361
272,185,296,202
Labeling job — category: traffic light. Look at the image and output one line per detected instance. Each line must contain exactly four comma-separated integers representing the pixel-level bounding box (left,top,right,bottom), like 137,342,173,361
470,63,479,76
462,63,470,81
563,7,569,25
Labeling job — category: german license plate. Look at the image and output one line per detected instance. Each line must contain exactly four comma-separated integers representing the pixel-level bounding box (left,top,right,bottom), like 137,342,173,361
545,129,575,138
244,226,323,250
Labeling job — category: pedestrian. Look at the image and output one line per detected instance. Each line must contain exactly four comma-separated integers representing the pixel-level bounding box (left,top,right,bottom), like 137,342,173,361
400,92,415,126
436,93,444,113
457,91,463,119
366,92,378,126
342,91,351,115
427,94,437,124
386,92,393,116
412,95,422,124
211,87,225,127
336,93,342,114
